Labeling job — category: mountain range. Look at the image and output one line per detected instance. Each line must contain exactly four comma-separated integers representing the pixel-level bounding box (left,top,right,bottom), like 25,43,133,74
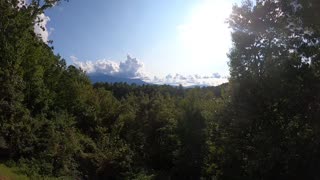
88,73,148,85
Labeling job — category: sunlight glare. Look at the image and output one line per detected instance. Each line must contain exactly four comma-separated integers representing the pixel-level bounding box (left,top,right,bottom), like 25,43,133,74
178,0,233,73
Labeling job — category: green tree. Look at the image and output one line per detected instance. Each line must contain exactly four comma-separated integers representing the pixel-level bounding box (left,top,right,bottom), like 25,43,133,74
173,89,210,179
221,0,320,179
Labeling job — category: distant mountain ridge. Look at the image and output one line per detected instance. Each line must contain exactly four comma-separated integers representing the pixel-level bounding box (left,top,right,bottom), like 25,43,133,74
88,73,225,88
88,73,148,85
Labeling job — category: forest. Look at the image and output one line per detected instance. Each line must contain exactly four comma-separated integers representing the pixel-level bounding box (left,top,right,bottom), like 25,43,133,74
0,0,320,179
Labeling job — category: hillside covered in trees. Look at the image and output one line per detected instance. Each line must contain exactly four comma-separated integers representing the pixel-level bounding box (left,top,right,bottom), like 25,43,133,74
1,0,320,179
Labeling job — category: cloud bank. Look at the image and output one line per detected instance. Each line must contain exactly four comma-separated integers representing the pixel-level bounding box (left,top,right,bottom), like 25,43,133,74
72,55,148,79
72,55,228,87
150,73,228,87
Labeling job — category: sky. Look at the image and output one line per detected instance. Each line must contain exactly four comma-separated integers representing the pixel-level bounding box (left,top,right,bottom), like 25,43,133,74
40,0,241,86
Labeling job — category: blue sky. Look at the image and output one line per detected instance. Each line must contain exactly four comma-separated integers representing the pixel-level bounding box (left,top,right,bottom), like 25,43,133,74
43,0,241,86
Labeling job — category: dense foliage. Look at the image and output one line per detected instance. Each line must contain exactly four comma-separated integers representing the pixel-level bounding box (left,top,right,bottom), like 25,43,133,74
0,0,319,179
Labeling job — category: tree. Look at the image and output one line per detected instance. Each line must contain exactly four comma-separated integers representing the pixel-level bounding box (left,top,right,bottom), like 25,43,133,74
221,0,320,179
0,1,82,177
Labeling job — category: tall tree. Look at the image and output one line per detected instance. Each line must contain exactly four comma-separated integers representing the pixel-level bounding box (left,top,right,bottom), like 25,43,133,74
222,0,320,179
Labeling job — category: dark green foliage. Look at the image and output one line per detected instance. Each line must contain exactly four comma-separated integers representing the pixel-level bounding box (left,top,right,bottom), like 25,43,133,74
217,0,320,179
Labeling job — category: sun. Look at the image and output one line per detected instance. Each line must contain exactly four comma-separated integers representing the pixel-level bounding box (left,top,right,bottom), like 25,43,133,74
177,0,233,72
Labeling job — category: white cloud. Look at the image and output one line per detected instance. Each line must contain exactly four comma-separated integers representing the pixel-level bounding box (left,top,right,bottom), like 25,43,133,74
72,55,228,86
212,73,221,78
72,55,148,79
34,13,51,43
17,0,52,43
118,56,146,78
150,73,228,87
71,56,120,75
17,0,27,8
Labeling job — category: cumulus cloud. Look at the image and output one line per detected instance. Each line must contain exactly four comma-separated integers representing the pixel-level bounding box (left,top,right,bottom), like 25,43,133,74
71,56,119,75
72,55,148,79
34,13,51,43
118,56,146,78
72,55,228,86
